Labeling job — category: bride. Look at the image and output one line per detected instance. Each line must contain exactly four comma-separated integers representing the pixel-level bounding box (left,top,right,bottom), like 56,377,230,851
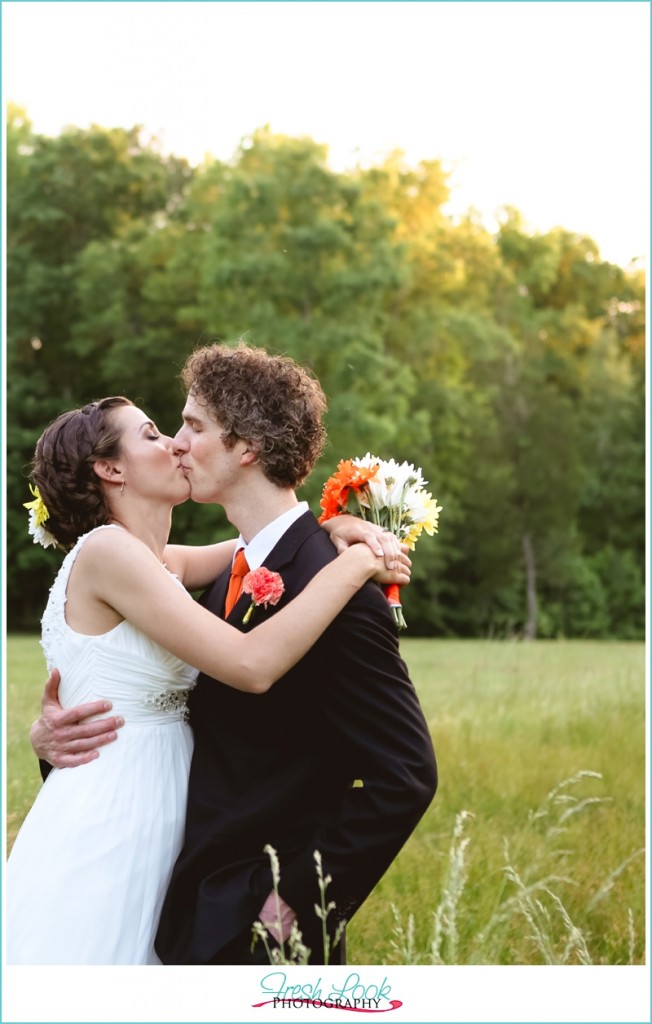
6,396,409,965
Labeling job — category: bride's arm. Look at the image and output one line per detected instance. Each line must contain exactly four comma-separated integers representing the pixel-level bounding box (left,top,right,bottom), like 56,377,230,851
321,515,407,566
84,529,409,694
163,539,238,589
164,516,402,590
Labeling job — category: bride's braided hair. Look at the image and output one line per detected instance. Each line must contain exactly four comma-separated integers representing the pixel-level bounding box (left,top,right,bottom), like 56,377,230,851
30,397,133,551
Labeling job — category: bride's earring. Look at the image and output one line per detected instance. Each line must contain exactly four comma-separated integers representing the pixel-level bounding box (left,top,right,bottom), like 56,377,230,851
120,481,125,495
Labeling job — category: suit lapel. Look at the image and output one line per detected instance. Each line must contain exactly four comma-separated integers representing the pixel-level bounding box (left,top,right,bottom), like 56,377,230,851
234,511,321,627
201,567,230,620
200,511,322,627
261,510,321,575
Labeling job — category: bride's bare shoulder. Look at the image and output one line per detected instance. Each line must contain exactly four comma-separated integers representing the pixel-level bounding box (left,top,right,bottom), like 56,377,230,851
75,526,156,567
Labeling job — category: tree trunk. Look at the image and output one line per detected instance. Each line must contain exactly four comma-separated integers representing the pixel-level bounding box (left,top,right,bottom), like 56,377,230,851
522,532,537,640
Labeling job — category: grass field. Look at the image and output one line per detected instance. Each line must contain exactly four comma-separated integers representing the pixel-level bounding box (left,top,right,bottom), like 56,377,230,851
5,635,646,965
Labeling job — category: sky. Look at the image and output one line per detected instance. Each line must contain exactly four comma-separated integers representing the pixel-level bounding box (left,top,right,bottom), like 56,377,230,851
3,0,649,270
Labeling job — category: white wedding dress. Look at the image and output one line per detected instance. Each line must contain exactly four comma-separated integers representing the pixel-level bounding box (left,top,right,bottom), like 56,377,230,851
6,526,198,964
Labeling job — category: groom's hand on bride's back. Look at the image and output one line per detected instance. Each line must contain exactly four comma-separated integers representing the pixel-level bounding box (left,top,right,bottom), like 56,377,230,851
30,668,125,769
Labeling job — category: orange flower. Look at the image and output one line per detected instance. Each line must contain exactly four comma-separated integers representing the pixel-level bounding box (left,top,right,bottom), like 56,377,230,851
318,459,380,523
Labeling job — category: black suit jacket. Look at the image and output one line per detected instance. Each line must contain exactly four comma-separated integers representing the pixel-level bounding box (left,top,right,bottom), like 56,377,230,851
155,511,437,964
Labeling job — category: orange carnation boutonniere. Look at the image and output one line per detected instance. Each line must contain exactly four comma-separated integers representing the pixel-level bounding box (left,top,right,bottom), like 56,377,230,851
242,568,285,624
318,454,442,630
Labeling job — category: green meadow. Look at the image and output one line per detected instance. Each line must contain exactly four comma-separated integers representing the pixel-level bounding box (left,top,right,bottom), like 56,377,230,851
5,636,646,965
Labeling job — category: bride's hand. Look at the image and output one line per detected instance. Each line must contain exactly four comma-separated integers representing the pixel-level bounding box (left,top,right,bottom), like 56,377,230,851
322,514,408,570
369,546,412,586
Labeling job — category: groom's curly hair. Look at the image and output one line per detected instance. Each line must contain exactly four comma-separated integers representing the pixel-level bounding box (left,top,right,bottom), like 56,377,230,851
181,342,327,488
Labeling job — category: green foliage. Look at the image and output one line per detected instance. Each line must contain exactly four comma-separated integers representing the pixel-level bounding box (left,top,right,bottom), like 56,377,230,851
6,115,644,637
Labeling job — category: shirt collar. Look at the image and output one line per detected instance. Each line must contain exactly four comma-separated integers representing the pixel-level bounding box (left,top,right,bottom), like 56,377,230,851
234,502,309,570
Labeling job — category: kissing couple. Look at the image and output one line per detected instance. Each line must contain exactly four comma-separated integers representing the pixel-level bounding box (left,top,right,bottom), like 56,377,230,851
8,342,437,965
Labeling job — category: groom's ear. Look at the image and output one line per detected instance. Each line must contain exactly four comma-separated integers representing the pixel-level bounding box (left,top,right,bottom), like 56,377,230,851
240,444,260,467
92,459,123,484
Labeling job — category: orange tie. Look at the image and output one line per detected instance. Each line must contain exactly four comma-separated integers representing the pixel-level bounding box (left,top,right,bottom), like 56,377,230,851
224,549,250,617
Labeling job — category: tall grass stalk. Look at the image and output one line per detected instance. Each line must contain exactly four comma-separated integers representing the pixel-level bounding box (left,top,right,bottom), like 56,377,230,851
391,771,643,965
429,809,473,964
313,849,347,964
252,846,345,965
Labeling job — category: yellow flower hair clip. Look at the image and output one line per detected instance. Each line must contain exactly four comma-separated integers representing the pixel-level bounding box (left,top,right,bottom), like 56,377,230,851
24,484,57,549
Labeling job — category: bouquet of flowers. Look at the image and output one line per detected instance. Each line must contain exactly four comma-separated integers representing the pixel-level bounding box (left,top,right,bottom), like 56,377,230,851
318,454,442,629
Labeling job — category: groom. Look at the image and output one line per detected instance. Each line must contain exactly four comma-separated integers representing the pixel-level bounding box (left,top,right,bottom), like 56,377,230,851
31,342,438,964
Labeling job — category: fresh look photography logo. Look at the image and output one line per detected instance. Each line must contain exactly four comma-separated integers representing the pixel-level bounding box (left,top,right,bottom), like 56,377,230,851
253,971,403,1012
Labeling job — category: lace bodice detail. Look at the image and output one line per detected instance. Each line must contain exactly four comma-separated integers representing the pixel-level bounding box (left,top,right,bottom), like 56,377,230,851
40,525,198,725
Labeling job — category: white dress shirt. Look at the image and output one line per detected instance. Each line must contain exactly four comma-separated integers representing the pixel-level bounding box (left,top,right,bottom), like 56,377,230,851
233,501,310,569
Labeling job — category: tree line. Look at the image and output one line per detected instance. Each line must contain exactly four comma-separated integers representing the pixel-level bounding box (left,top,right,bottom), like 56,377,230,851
7,107,645,638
